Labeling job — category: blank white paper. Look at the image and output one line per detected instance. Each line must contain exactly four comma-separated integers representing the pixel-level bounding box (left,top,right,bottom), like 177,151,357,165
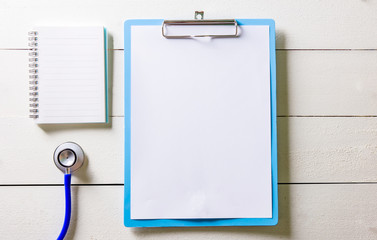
35,27,106,124
130,25,271,219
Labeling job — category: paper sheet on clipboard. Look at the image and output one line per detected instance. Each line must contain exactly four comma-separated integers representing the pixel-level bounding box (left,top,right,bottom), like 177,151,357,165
129,24,272,219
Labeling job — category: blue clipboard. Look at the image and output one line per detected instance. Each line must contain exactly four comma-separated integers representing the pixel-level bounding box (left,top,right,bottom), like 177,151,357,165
124,18,278,227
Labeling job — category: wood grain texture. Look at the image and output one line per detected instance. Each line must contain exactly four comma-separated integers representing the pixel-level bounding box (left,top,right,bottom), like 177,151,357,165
1,0,377,49
1,0,377,238
278,117,377,183
1,117,377,184
277,51,377,116
3,50,377,117
0,185,376,240
0,117,124,184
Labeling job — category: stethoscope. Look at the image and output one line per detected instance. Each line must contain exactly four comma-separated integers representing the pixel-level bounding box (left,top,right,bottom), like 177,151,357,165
53,142,85,240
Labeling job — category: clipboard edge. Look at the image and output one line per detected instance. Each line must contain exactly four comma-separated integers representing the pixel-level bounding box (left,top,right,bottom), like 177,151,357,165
123,18,278,228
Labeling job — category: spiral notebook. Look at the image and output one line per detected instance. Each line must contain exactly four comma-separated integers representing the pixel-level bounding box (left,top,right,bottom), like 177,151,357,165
28,26,108,124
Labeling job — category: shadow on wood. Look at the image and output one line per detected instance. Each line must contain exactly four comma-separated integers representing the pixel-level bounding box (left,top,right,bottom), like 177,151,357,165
65,186,79,240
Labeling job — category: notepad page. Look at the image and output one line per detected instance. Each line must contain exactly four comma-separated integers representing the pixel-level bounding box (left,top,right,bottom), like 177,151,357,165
35,27,106,124
130,25,271,219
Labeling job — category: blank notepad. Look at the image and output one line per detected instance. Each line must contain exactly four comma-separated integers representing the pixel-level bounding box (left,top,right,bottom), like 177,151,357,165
28,27,107,124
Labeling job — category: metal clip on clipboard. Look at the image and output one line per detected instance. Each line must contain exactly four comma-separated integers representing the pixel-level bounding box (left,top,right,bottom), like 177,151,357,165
162,11,239,39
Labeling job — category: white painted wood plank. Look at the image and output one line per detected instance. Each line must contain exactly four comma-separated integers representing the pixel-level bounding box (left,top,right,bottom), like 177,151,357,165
278,117,377,183
1,117,377,184
0,50,31,118
109,49,124,117
0,117,124,184
1,0,377,49
0,185,376,239
277,51,377,116
0,49,124,118
3,50,377,117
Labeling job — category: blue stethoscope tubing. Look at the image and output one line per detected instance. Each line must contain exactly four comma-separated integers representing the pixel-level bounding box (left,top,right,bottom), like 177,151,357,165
57,174,71,240
54,142,84,240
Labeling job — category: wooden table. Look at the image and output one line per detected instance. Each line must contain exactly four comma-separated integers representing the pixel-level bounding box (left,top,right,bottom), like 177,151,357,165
0,0,376,239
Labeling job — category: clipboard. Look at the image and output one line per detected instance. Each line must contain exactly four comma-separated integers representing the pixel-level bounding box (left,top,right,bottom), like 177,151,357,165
124,14,278,227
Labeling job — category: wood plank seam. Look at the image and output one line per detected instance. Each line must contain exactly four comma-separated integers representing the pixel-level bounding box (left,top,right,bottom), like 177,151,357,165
2,182,377,187
3,48,377,51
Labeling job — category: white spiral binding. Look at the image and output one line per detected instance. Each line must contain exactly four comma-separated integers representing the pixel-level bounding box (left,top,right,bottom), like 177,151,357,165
28,31,39,119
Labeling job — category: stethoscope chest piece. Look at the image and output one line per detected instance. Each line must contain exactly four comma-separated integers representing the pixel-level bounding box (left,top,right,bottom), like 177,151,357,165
54,142,85,240
54,142,84,174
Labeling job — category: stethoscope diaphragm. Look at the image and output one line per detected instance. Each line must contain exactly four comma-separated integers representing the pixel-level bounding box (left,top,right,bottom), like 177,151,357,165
54,142,84,174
